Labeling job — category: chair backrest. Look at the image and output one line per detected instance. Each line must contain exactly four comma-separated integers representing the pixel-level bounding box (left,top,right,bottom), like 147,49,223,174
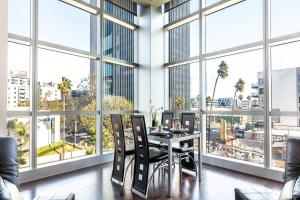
111,114,126,182
180,112,195,148
131,115,150,195
161,111,174,130
0,137,19,186
285,137,300,182
181,112,195,134
180,113,196,172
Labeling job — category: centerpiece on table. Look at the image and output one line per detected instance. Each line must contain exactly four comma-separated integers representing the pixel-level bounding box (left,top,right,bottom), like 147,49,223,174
149,101,162,128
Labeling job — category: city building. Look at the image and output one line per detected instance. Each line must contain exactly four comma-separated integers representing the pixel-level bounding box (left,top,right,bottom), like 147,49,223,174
7,70,30,109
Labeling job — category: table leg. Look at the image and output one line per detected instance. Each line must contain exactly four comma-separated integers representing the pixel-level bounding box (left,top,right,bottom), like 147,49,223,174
198,137,202,182
167,141,173,197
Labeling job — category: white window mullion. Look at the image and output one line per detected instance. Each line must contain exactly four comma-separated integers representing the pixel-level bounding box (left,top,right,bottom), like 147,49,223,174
263,0,272,169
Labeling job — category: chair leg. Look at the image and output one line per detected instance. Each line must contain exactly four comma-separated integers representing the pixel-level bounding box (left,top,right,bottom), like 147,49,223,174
179,154,182,181
146,160,168,199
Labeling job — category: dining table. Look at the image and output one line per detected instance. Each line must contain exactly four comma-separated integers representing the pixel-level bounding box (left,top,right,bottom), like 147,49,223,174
125,128,202,198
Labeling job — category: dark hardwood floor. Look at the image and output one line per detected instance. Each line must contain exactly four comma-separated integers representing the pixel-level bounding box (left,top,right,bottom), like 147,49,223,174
20,162,283,200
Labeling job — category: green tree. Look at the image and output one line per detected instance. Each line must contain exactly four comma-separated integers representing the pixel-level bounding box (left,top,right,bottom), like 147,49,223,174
7,119,17,136
58,76,72,159
80,96,133,152
238,94,243,101
232,78,245,111
208,61,229,151
231,78,245,158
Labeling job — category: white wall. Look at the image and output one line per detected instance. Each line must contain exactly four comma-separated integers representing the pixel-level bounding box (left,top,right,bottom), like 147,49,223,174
0,0,8,135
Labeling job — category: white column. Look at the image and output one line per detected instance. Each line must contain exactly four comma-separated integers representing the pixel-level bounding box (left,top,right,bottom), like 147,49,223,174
137,5,165,126
150,6,165,110
137,6,151,125
0,0,8,135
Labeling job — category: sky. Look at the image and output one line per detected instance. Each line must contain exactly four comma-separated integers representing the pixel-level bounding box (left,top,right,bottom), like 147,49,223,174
7,0,300,100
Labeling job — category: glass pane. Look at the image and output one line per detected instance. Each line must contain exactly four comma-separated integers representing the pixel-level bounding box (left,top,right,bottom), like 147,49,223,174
207,114,264,165
103,63,134,110
165,0,200,24
271,41,300,112
206,50,263,111
39,0,96,51
104,20,135,63
271,116,300,168
37,114,96,166
8,0,31,36
104,1,136,24
37,48,96,111
7,117,30,169
205,0,219,7
167,20,199,63
169,62,199,110
102,114,132,154
205,0,262,53
271,0,300,38
7,42,31,111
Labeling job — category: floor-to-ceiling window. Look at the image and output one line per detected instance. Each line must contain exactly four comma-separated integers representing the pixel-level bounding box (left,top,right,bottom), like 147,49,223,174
164,0,300,176
102,0,138,154
7,0,138,172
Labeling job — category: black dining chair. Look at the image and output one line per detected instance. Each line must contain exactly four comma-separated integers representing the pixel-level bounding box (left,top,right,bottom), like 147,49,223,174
111,114,134,186
161,111,174,130
131,115,168,199
173,113,198,179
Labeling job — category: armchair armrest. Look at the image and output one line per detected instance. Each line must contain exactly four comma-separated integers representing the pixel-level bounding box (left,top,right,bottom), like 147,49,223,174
0,177,11,200
293,176,300,199
280,176,300,200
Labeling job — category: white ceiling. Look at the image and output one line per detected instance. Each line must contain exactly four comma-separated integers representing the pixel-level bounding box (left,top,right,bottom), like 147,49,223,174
132,0,170,7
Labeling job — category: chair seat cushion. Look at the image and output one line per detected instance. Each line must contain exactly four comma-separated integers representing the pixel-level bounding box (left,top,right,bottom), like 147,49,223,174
125,149,134,156
172,146,194,153
235,188,278,200
149,147,168,163
2,179,23,200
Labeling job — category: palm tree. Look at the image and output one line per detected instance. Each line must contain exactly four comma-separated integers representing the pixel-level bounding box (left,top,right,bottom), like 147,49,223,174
58,77,72,159
231,78,245,158
207,61,229,151
232,78,245,113
238,94,243,101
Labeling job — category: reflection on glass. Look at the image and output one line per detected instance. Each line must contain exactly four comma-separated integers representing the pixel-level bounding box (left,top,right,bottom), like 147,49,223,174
39,0,95,51
104,20,135,62
7,117,30,169
168,20,199,63
8,0,31,36
207,114,264,165
37,115,96,166
169,62,199,110
103,63,134,110
206,50,263,111
165,0,200,24
7,42,31,111
205,0,262,53
37,48,96,111
271,0,300,38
